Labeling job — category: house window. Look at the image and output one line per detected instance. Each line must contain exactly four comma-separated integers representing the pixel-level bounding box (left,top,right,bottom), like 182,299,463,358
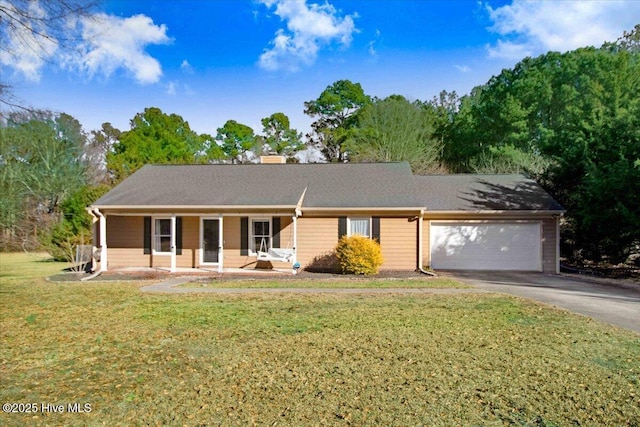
349,217,371,238
251,218,271,253
154,218,172,253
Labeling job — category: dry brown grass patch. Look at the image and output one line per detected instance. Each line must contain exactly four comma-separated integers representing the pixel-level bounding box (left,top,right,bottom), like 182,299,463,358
0,253,638,426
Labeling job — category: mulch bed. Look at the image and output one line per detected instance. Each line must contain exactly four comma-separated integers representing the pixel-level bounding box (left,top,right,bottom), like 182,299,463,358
561,262,640,282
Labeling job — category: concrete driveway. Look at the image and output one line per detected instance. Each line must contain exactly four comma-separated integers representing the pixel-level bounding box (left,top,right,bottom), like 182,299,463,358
446,271,640,334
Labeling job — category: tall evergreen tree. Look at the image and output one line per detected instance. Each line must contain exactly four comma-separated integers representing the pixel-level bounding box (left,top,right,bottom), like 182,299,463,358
107,107,209,181
304,80,371,162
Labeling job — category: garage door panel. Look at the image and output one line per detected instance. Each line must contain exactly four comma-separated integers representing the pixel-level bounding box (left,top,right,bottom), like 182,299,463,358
430,223,541,271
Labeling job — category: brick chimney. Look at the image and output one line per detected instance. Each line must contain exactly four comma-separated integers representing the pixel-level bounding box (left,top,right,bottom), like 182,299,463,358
260,155,286,164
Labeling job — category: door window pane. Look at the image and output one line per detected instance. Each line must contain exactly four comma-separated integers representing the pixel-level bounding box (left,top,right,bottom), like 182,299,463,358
203,219,219,263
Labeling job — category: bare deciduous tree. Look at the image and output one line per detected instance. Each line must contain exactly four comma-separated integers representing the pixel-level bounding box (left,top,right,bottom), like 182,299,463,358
0,0,97,110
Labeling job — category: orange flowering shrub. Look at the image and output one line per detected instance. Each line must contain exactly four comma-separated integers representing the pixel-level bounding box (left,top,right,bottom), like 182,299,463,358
335,235,384,275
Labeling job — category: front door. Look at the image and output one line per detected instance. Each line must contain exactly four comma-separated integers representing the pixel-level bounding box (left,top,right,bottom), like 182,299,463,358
202,219,220,263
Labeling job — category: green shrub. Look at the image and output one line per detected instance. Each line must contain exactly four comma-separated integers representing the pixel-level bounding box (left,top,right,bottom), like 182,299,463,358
44,221,87,263
42,184,110,262
335,235,384,275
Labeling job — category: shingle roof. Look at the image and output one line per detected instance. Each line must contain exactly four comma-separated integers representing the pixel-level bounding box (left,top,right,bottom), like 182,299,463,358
93,162,420,208
414,174,564,211
297,162,419,208
93,163,563,212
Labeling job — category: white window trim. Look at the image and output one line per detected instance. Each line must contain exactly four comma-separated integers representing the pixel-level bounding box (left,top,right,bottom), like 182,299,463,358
152,217,173,255
249,217,272,255
347,217,372,238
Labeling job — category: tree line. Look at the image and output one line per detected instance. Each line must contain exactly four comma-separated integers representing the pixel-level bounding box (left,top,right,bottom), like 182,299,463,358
1,25,638,266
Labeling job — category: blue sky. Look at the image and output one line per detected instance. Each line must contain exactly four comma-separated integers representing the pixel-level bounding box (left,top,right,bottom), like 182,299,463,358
3,0,639,139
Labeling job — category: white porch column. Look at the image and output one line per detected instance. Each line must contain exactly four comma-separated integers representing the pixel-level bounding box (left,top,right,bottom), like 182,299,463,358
99,211,107,272
170,214,176,273
218,214,224,273
292,214,298,265
417,209,424,270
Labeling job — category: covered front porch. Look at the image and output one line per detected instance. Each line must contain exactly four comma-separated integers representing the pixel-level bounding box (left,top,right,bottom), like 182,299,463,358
88,209,300,274
104,266,296,275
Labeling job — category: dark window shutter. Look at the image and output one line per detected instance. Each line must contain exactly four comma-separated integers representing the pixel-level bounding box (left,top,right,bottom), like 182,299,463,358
240,217,249,255
176,217,183,255
372,217,380,243
143,217,151,254
338,217,347,240
272,217,281,248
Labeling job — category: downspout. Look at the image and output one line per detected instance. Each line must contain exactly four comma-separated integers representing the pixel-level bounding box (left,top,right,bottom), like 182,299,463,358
170,214,176,273
417,208,437,277
291,187,306,274
82,208,106,281
292,214,298,274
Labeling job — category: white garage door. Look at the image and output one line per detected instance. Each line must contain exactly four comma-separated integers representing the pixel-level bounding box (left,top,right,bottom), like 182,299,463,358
430,222,542,271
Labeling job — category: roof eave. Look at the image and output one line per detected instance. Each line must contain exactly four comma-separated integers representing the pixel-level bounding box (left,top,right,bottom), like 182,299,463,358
424,209,565,217
300,206,426,213
91,204,299,211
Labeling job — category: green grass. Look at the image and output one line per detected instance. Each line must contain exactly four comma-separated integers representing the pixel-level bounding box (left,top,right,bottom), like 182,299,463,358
1,252,639,426
179,277,469,288
0,252,69,283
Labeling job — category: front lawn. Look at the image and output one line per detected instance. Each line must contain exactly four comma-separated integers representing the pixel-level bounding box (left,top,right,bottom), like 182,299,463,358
1,253,638,426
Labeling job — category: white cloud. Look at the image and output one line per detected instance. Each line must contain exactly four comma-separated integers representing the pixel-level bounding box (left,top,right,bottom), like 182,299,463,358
180,59,193,74
164,81,195,96
165,81,177,95
1,4,171,85
368,41,377,57
455,64,471,73
75,13,172,84
486,0,640,60
368,29,381,57
258,0,357,71
486,40,532,60
0,0,59,82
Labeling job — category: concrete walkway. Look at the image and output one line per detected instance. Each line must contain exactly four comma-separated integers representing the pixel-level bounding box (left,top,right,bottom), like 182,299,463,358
140,276,198,292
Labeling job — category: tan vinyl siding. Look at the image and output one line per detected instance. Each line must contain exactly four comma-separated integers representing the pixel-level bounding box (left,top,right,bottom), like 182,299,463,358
220,216,259,269
277,216,293,249
221,216,247,268
222,216,295,269
296,217,339,269
178,217,199,268
296,216,418,271
542,217,558,274
108,248,150,268
106,215,199,269
101,212,559,273
106,216,149,268
422,219,430,268
151,255,171,268
151,216,198,268
263,216,294,270
106,216,143,248
379,217,417,270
